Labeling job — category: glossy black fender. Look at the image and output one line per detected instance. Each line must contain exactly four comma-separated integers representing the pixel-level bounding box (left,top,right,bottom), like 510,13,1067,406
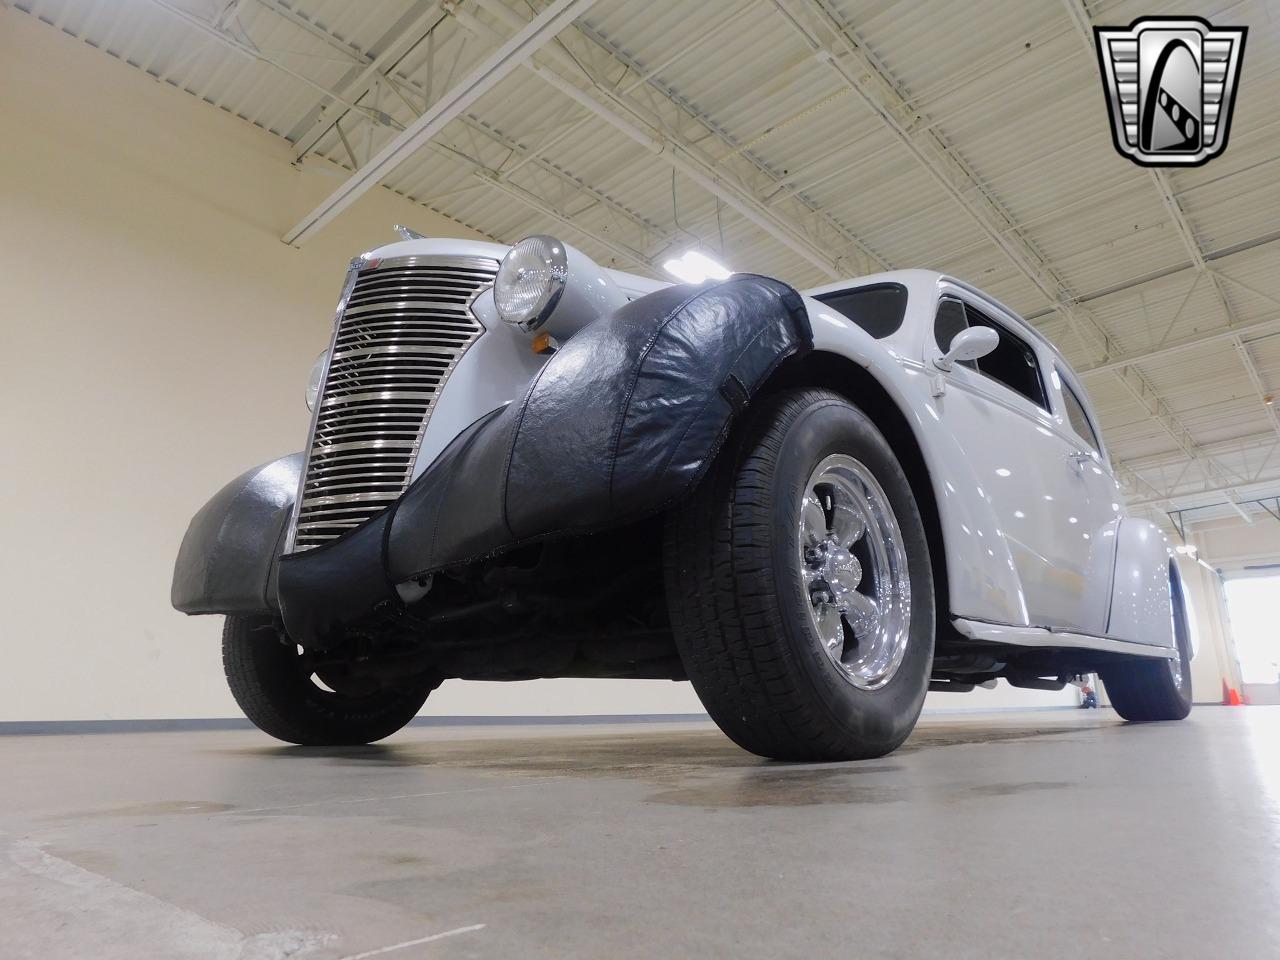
274,274,812,644
171,453,302,615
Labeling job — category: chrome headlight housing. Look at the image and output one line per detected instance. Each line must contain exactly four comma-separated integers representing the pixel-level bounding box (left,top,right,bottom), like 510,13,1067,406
305,348,328,412
494,235,567,332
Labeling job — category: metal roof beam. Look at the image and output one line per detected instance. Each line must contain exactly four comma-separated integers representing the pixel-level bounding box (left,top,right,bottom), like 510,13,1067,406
1147,161,1280,442
776,0,1241,486
484,11,731,189
215,0,252,30
253,0,377,63
158,0,661,271
1212,270,1280,441
773,0,1080,314
1109,364,1245,487
282,0,599,247
250,0,663,265
1123,469,1280,510
286,2,448,162
1023,229,1280,321
456,0,886,279
1062,1,1280,444
477,173,659,273
771,1,1129,367
417,139,660,273
1233,335,1280,439
145,0,393,128
1079,316,1280,377
1120,432,1277,473
448,114,667,258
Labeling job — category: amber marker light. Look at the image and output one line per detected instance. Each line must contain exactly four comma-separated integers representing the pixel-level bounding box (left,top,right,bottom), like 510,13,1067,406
531,331,559,355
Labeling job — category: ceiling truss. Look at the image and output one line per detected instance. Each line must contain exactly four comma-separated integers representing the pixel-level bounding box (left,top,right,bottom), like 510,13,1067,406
31,0,1279,527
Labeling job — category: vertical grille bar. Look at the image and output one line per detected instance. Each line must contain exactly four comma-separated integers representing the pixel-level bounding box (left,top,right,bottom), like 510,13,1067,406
287,254,498,552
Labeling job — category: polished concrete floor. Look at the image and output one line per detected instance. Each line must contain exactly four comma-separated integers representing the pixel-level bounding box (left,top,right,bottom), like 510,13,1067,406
2,707,1277,959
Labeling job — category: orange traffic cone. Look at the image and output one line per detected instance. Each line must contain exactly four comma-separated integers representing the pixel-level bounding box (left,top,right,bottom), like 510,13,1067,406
1227,687,1244,706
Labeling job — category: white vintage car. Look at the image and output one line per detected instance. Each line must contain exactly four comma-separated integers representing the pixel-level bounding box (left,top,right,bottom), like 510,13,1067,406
173,232,1192,760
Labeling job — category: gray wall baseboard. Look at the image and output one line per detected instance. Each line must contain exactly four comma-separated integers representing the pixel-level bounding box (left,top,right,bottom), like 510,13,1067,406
0,714,713,736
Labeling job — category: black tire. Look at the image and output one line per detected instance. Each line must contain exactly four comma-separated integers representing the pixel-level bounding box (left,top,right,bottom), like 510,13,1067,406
664,388,935,762
1100,567,1193,722
222,615,438,745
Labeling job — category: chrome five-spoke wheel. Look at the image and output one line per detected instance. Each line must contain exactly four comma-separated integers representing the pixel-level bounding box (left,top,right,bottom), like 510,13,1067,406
665,388,935,761
799,454,912,690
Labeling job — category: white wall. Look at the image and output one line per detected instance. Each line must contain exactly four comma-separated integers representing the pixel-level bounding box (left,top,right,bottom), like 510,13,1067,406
0,12,1072,720
0,13,703,720
1178,554,1239,702
1177,514,1280,703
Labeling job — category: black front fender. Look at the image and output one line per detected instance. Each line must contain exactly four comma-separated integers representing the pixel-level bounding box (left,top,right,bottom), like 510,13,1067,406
277,273,812,644
171,453,301,615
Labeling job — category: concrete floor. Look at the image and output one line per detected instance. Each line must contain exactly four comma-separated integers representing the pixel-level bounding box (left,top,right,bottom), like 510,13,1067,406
2,708,1277,960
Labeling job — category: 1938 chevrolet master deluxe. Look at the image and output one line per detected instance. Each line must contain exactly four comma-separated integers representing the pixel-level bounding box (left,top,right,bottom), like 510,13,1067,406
172,232,1192,760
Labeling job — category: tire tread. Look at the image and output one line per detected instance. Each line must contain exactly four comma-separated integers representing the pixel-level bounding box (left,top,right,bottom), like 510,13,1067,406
665,389,932,761
222,616,434,745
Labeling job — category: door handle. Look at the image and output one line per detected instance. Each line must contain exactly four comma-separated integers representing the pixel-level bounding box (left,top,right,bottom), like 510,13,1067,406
1067,450,1092,471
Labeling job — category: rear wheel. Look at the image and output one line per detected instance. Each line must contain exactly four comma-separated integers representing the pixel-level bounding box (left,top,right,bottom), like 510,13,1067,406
222,615,438,745
1100,567,1193,721
664,388,935,762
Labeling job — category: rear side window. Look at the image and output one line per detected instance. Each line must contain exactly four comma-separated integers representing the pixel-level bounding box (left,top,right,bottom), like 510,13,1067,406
935,299,1049,410
816,283,908,339
1060,374,1103,453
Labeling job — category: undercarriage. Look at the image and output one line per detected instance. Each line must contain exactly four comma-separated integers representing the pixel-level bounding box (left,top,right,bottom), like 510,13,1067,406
296,517,684,689
284,515,1144,697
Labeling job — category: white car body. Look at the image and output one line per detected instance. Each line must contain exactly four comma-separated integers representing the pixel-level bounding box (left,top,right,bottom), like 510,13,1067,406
361,237,1177,665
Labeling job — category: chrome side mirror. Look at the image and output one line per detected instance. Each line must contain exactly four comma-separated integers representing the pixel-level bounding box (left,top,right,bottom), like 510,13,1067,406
934,326,999,371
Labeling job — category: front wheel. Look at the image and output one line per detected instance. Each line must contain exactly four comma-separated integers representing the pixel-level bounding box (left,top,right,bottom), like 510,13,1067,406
664,388,936,762
222,615,438,745
1100,567,1193,721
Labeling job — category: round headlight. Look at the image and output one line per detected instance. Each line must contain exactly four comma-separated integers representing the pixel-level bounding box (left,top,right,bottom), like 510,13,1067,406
494,235,567,331
305,348,328,412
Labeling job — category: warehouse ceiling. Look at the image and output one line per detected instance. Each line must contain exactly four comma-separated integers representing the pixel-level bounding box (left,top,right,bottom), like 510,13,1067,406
15,0,1280,532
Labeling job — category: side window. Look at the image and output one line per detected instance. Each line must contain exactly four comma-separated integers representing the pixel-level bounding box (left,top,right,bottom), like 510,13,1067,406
934,298,969,355
816,283,908,338
945,302,1049,410
1060,374,1103,453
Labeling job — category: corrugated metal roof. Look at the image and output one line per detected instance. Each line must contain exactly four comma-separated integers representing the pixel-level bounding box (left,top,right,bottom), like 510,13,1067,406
14,0,1280,533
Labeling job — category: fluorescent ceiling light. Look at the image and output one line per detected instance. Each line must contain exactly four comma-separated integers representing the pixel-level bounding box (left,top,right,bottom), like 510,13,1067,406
663,249,732,284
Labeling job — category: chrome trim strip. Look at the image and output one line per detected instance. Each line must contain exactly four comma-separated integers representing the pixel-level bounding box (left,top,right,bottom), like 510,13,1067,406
343,300,475,317
365,254,500,273
299,438,416,455
318,391,437,407
952,617,1175,658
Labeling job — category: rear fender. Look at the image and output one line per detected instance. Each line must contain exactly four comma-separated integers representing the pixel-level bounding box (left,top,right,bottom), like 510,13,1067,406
1105,518,1175,647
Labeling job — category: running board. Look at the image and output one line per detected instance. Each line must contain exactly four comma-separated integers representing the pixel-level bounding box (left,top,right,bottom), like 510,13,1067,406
952,618,1175,659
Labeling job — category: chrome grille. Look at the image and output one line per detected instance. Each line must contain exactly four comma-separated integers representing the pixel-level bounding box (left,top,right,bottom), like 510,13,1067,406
289,254,498,552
